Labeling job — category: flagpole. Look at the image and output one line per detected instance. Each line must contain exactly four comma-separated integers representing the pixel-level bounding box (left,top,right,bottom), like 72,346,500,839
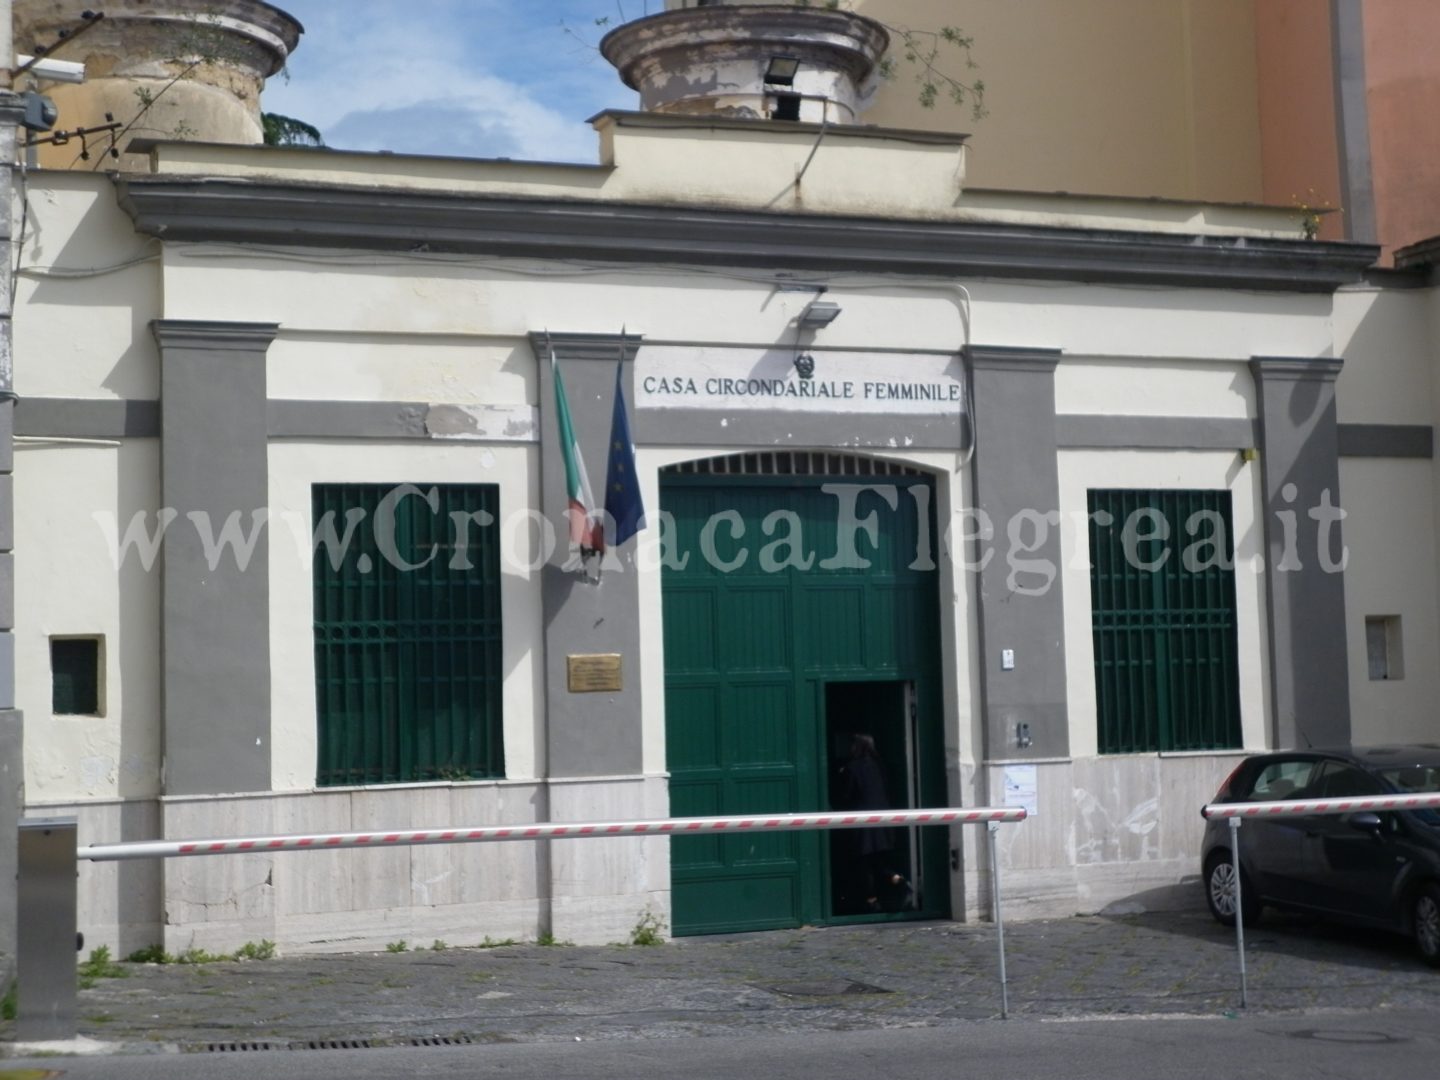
548,331,604,578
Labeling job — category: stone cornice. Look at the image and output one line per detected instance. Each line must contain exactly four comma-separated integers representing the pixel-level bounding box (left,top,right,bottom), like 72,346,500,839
115,178,1380,294
151,320,280,352
1250,356,1345,382
965,345,1063,374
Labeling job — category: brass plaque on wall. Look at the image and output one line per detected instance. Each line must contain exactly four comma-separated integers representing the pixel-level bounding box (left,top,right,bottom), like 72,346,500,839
567,653,623,693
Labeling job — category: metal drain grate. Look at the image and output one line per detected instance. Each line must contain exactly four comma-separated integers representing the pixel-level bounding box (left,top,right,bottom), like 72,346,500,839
289,1039,374,1051
198,1034,477,1053
199,1042,281,1053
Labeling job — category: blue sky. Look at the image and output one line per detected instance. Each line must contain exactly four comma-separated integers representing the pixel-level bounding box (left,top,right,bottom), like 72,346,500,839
262,2,657,163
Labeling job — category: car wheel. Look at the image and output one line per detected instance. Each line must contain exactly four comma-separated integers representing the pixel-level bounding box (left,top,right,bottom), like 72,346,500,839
1205,851,1260,928
1413,885,1440,967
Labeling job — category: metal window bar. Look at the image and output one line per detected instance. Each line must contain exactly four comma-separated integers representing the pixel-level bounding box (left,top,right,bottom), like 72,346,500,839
1088,490,1241,755
312,484,503,786
662,452,921,477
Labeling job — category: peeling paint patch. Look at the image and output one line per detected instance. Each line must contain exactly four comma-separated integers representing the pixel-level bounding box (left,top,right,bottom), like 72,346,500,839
424,405,538,442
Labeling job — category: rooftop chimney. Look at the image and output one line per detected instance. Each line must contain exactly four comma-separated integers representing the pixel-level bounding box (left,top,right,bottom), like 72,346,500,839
15,0,302,169
601,3,889,125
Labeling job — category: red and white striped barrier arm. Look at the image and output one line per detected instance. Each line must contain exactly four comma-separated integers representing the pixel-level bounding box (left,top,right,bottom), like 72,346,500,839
1203,792,1440,820
78,806,1026,862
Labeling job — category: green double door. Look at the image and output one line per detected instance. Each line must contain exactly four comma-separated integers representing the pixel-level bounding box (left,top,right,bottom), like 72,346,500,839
661,472,948,935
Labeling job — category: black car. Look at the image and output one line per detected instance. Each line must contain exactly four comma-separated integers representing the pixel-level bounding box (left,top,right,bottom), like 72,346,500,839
1201,745,1440,965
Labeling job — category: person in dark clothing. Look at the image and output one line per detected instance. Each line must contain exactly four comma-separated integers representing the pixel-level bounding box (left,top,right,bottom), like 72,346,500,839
834,733,913,911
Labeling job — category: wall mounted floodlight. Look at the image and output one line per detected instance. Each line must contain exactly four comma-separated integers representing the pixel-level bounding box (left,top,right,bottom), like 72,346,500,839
798,300,842,328
17,55,87,85
765,55,801,86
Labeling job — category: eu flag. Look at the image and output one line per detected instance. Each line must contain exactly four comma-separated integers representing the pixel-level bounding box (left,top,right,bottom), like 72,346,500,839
605,360,646,545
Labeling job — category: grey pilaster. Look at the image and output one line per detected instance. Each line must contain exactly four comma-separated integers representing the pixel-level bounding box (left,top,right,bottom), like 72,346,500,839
966,346,1069,761
531,332,644,779
1250,356,1350,749
154,320,277,795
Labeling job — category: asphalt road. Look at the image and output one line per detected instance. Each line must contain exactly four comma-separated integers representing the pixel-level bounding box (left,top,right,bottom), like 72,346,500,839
7,908,1440,1077
5,1008,1435,1080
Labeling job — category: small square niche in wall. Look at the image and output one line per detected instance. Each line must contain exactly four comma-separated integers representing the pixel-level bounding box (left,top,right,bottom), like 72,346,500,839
1365,616,1404,681
52,636,103,715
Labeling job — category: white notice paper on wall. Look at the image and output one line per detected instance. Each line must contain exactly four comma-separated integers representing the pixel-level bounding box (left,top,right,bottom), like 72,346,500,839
1003,764,1038,817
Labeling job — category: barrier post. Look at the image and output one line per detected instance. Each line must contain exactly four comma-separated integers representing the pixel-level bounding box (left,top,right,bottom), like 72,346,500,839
987,819,1009,1019
17,817,78,1042
1228,816,1247,1008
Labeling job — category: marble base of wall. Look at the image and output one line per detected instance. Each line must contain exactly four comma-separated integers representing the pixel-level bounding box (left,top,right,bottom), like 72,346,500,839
40,775,674,957
978,751,1239,921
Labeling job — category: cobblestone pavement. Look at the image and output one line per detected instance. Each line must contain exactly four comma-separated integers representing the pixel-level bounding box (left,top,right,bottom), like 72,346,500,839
7,908,1440,1054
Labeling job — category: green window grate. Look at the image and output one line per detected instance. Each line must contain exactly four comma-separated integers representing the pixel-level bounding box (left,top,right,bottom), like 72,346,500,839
312,484,504,786
1089,489,1242,754
52,637,101,715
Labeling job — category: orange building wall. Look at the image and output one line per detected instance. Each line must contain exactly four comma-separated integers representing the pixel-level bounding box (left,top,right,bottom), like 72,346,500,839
1362,0,1440,261
1253,0,1345,241
853,0,1264,203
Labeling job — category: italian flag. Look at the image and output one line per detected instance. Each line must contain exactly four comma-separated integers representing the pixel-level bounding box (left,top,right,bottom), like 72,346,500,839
552,352,604,554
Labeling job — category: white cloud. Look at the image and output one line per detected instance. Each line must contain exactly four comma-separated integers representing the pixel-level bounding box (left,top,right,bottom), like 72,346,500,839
261,0,632,162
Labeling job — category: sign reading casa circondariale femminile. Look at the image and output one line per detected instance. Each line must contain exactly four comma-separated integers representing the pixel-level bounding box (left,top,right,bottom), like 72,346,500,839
635,347,964,415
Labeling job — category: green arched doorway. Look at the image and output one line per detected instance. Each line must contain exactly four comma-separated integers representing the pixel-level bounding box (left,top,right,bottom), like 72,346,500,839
660,453,949,935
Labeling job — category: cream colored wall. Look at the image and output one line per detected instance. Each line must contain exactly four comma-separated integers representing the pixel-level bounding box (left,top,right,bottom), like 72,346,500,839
852,0,1264,203
1333,284,1435,425
15,440,162,802
145,123,1304,238
1055,359,1253,418
1340,458,1440,740
978,283,1330,365
13,172,161,400
1331,284,1440,741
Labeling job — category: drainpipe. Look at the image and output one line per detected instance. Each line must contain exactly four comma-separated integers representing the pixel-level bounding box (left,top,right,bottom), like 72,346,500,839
0,0,26,1000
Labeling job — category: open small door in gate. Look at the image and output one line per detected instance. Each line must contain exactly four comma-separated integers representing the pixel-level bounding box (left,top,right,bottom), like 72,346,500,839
824,679,922,917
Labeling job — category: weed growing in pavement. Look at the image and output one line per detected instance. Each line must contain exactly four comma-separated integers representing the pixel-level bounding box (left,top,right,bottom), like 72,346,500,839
177,947,231,965
430,939,449,951
124,939,277,965
478,936,519,949
79,946,128,979
386,940,409,953
536,932,572,947
629,908,667,947
78,946,129,989
235,940,277,961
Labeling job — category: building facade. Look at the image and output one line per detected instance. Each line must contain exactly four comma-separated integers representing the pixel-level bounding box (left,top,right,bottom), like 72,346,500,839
667,0,1440,261
11,2,1439,953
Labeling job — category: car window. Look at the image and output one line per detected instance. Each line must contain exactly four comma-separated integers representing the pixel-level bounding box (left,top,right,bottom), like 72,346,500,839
1311,762,1384,799
1248,759,1318,801
1375,764,1440,826
1375,765,1440,793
